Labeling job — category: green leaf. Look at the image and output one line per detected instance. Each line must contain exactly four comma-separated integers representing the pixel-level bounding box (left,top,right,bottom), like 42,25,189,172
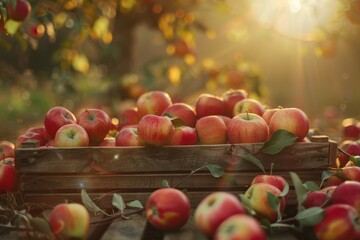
267,192,280,212
303,181,319,191
260,218,272,230
205,164,225,178
296,207,324,226
260,129,298,155
239,194,256,216
162,179,170,188
112,193,126,214
350,156,360,167
81,189,108,216
280,182,289,197
126,200,144,209
290,172,307,212
30,217,52,235
238,152,266,174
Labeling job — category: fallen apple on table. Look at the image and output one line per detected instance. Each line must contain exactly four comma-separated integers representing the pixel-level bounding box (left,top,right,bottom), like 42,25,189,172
146,188,190,231
194,191,246,237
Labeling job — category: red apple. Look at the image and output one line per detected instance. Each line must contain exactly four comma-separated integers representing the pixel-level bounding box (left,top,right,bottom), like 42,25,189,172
195,115,227,144
214,214,266,240
338,140,360,167
118,107,141,130
195,93,226,119
269,107,310,140
54,124,89,147
251,174,287,192
326,175,344,187
194,192,246,237
0,141,15,160
222,89,248,117
216,115,231,128
77,108,111,145
99,136,116,147
227,113,269,144
244,183,286,223
0,158,16,192
6,0,31,21
233,99,265,117
136,91,172,117
115,127,142,146
49,203,90,240
44,106,77,139
314,204,360,240
137,115,174,146
262,108,281,126
146,188,190,231
26,126,51,142
167,126,198,145
162,103,197,128
27,23,45,38
331,181,360,214
343,166,360,182
15,132,47,148
302,191,329,209
341,118,360,141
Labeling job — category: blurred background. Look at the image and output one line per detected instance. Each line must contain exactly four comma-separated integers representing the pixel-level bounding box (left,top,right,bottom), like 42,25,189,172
0,0,359,142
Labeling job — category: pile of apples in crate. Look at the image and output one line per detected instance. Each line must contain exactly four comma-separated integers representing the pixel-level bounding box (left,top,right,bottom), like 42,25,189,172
1,88,360,240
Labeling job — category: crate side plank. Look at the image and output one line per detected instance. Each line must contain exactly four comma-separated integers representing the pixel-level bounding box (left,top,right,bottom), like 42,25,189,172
19,171,323,192
15,143,332,173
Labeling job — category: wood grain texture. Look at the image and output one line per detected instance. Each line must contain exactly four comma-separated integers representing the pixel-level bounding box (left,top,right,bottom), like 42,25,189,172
15,142,335,173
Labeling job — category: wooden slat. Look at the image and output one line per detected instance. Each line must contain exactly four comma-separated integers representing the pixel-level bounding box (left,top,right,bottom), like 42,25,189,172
18,171,323,192
15,142,334,173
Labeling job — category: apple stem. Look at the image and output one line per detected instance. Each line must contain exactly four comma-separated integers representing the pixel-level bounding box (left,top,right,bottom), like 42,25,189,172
246,111,250,120
270,163,274,175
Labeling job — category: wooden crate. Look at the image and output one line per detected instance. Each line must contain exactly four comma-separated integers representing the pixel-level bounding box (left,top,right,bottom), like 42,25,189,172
14,135,337,211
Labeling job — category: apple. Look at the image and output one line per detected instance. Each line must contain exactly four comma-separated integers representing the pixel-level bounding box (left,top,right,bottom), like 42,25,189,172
115,127,142,146
77,108,111,145
195,93,226,119
227,113,269,144
99,136,116,147
251,174,287,192
216,115,231,128
331,181,360,214
269,107,310,141
222,89,248,117
326,175,344,187
262,108,281,126
244,183,286,223
136,91,172,117
48,203,90,240
167,126,198,145
6,0,31,21
302,191,330,209
343,166,360,182
0,141,15,160
44,106,77,139
314,204,360,240
338,140,360,167
194,192,246,237
195,115,227,144
341,118,360,141
146,188,190,231
0,158,16,192
162,103,197,128
27,23,45,38
118,107,140,130
15,132,47,148
54,124,89,147
233,99,265,117
26,126,51,142
137,115,174,146
214,214,266,240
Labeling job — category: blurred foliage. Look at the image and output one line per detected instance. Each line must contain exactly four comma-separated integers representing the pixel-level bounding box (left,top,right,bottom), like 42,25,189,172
0,0,359,141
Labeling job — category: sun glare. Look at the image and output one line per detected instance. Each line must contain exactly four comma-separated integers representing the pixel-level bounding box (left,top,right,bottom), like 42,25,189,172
251,0,341,41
